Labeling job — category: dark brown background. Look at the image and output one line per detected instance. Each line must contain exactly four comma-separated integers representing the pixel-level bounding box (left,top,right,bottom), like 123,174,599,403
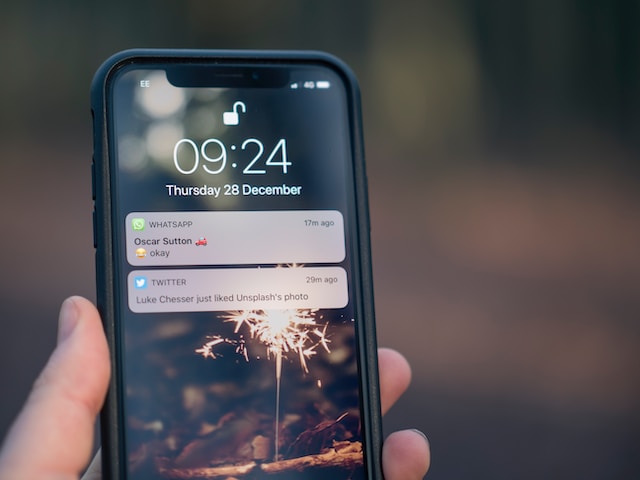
1,1,638,478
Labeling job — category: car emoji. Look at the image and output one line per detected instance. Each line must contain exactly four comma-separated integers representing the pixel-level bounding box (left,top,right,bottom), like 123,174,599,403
195,237,207,246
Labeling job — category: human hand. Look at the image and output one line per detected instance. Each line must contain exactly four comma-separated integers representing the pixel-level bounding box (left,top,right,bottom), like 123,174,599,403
378,348,431,479
0,296,429,479
0,296,110,480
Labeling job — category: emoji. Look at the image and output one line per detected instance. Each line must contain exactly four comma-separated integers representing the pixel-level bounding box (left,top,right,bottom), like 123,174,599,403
135,248,147,259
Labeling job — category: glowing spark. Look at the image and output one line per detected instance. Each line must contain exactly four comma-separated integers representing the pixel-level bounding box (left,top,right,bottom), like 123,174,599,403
196,335,248,362
219,309,330,374
196,308,331,461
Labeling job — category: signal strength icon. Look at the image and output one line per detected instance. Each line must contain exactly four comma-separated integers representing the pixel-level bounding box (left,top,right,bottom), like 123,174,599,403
290,82,299,89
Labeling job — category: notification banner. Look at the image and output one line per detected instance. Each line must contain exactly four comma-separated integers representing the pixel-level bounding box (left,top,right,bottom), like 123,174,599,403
128,266,348,313
125,210,345,266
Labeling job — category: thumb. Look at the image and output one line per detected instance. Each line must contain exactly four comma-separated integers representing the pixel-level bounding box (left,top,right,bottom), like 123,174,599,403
0,296,110,480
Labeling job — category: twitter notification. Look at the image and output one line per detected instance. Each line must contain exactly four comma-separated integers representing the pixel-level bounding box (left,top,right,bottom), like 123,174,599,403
128,267,348,313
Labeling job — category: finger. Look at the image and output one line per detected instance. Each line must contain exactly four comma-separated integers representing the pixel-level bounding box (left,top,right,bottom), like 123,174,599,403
383,429,431,480
378,347,412,415
0,296,110,479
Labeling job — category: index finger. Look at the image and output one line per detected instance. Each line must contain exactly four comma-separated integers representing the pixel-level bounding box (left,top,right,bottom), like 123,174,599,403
378,347,412,415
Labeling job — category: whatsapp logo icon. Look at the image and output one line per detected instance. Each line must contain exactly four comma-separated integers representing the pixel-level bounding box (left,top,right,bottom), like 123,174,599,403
131,218,145,231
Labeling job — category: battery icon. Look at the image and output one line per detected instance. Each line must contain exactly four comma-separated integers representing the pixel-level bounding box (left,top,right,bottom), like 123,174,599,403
316,80,331,89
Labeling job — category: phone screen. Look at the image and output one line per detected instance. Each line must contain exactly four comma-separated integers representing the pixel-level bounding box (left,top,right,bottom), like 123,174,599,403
96,54,378,479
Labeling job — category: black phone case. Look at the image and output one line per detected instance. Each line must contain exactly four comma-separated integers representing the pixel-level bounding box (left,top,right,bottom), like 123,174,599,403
91,49,382,479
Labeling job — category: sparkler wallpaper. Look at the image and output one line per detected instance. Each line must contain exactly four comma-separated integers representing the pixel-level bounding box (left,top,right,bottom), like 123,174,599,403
106,62,371,478
124,308,363,478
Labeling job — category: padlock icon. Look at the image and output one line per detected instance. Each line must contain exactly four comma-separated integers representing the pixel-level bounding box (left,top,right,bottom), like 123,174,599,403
223,101,246,126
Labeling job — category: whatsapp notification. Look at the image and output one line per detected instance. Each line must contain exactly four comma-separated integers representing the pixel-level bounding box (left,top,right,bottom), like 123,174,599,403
125,210,345,266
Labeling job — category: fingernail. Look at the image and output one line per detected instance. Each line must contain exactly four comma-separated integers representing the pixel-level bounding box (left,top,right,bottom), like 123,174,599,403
58,297,80,344
411,428,430,446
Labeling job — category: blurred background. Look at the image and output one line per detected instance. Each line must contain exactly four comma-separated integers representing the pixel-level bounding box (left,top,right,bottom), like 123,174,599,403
1,1,638,478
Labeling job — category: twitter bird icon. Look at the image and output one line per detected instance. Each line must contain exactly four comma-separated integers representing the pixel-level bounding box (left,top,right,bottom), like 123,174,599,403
134,276,148,289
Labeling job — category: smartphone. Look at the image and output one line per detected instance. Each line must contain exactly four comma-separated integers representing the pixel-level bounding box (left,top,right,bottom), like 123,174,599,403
91,49,382,479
